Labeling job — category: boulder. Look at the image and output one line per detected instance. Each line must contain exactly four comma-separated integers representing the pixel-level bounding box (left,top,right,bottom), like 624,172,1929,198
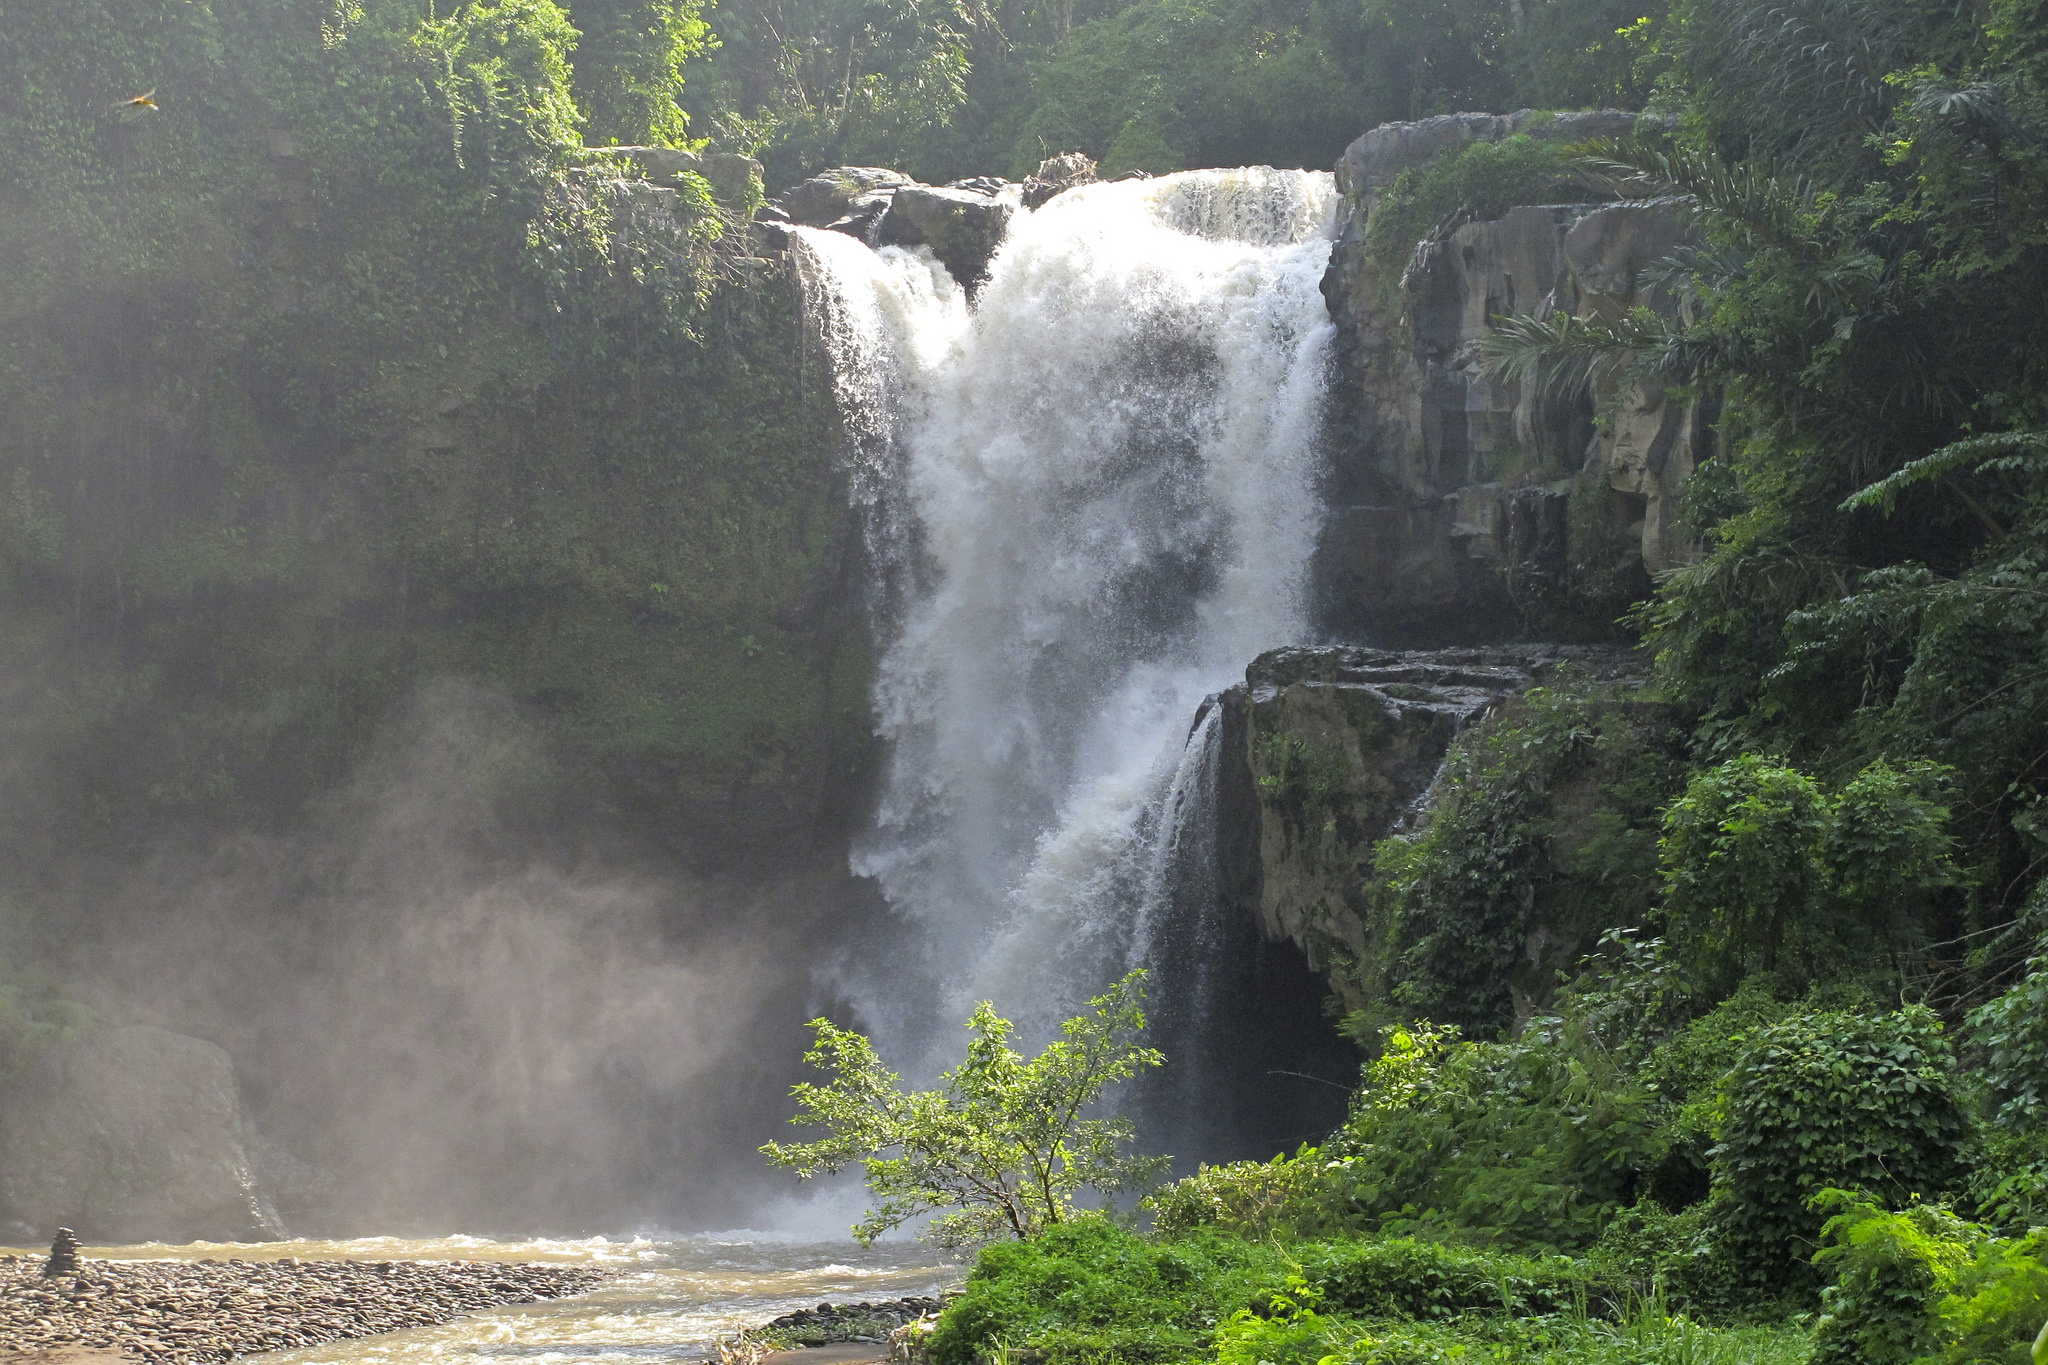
1022,152,1099,209
781,167,915,228
614,145,702,183
875,183,1019,287
699,152,766,205
0,1026,287,1244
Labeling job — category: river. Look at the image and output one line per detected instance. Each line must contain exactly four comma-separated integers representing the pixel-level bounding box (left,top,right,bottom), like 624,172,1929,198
4,1235,955,1365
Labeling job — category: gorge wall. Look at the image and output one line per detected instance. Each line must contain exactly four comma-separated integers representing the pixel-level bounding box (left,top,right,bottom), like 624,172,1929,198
1315,110,1707,644
0,5,886,1238
0,5,1709,1235
1179,110,1713,1033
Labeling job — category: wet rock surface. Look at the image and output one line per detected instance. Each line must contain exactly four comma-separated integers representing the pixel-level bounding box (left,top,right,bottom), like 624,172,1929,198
756,1297,948,1346
874,186,1018,288
0,1255,605,1364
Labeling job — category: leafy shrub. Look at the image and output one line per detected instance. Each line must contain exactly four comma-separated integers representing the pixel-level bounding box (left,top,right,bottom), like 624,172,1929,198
1299,1237,1618,1319
1712,1008,1967,1290
1929,1230,2048,1365
1365,686,1682,1035
1312,1311,1812,1365
1658,755,1956,996
1809,1191,2048,1365
926,1219,1292,1365
1326,1021,1659,1252
1215,1276,1336,1365
1811,1192,1970,1365
1967,909,2048,1230
762,972,1169,1247
1146,1150,1353,1239
1969,911,2048,1137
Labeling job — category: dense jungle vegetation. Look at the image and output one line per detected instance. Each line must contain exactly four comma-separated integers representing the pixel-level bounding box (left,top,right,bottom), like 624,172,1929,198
715,0,2048,1354
8,0,2048,1347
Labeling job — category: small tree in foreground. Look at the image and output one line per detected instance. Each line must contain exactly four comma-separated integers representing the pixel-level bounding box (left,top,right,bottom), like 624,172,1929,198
761,970,1173,1248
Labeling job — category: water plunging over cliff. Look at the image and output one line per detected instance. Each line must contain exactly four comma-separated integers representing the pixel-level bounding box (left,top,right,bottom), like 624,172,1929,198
791,168,1340,1133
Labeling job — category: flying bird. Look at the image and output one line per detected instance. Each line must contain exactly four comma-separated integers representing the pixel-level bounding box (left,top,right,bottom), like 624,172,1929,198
115,89,158,110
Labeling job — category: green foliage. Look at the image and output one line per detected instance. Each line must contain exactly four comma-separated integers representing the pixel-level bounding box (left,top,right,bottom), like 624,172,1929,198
1320,1021,1659,1252
1656,755,1957,995
762,971,1171,1248
1257,734,1351,811
926,1218,1295,1365
1299,1236,1616,1318
926,1219,1809,1365
1145,1150,1354,1239
683,0,985,183
1311,1310,1811,1365
1711,1008,1967,1289
1364,136,1591,302
1809,1192,2048,1365
568,0,713,144
693,0,1677,183
996,0,1382,178
1965,910,2048,1229
1215,1275,1334,1365
1365,685,1682,1034
1810,1192,1971,1365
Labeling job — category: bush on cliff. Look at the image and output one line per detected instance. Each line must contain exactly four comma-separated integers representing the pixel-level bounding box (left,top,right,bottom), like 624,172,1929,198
1360,683,1683,1036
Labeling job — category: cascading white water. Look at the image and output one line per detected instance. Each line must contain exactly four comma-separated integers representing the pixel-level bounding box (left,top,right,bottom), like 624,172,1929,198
791,167,1338,1074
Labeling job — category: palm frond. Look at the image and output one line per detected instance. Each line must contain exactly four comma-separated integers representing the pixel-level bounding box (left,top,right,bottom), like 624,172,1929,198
1480,308,1707,402
1842,430,2048,515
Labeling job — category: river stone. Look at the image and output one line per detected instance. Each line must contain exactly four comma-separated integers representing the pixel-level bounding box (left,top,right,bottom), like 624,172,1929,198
876,184,1019,287
1022,152,1098,209
0,1026,287,1244
782,167,915,227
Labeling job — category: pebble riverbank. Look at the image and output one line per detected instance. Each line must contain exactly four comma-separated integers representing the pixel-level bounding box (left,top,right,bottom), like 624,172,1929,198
0,1254,606,1363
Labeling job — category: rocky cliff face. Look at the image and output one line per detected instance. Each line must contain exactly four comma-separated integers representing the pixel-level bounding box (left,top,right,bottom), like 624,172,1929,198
1316,111,1711,643
0,142,866,876
1209,645,1647,1014
0,1027,285,1244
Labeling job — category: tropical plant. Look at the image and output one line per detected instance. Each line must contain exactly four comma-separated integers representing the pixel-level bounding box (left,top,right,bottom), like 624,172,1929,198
761,970,1171,1247
567,0,714,145
1656,754,1956,995
1712,1008,1967,1289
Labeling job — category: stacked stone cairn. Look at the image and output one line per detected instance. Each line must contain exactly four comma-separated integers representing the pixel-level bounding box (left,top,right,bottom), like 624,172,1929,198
41,1228,80,1278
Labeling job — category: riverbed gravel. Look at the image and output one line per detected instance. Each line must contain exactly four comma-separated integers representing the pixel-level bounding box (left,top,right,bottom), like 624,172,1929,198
0,1253,606,1363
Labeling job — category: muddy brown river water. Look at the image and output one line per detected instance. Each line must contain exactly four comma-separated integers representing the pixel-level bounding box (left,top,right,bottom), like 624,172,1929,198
0,1235,957,1365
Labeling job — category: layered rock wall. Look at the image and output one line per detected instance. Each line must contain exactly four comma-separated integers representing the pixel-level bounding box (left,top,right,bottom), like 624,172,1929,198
1316,111,1710,642
1209,647,1629,998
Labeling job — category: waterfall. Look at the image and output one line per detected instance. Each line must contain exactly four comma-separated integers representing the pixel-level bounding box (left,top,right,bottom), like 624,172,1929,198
789,168,1339,1114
